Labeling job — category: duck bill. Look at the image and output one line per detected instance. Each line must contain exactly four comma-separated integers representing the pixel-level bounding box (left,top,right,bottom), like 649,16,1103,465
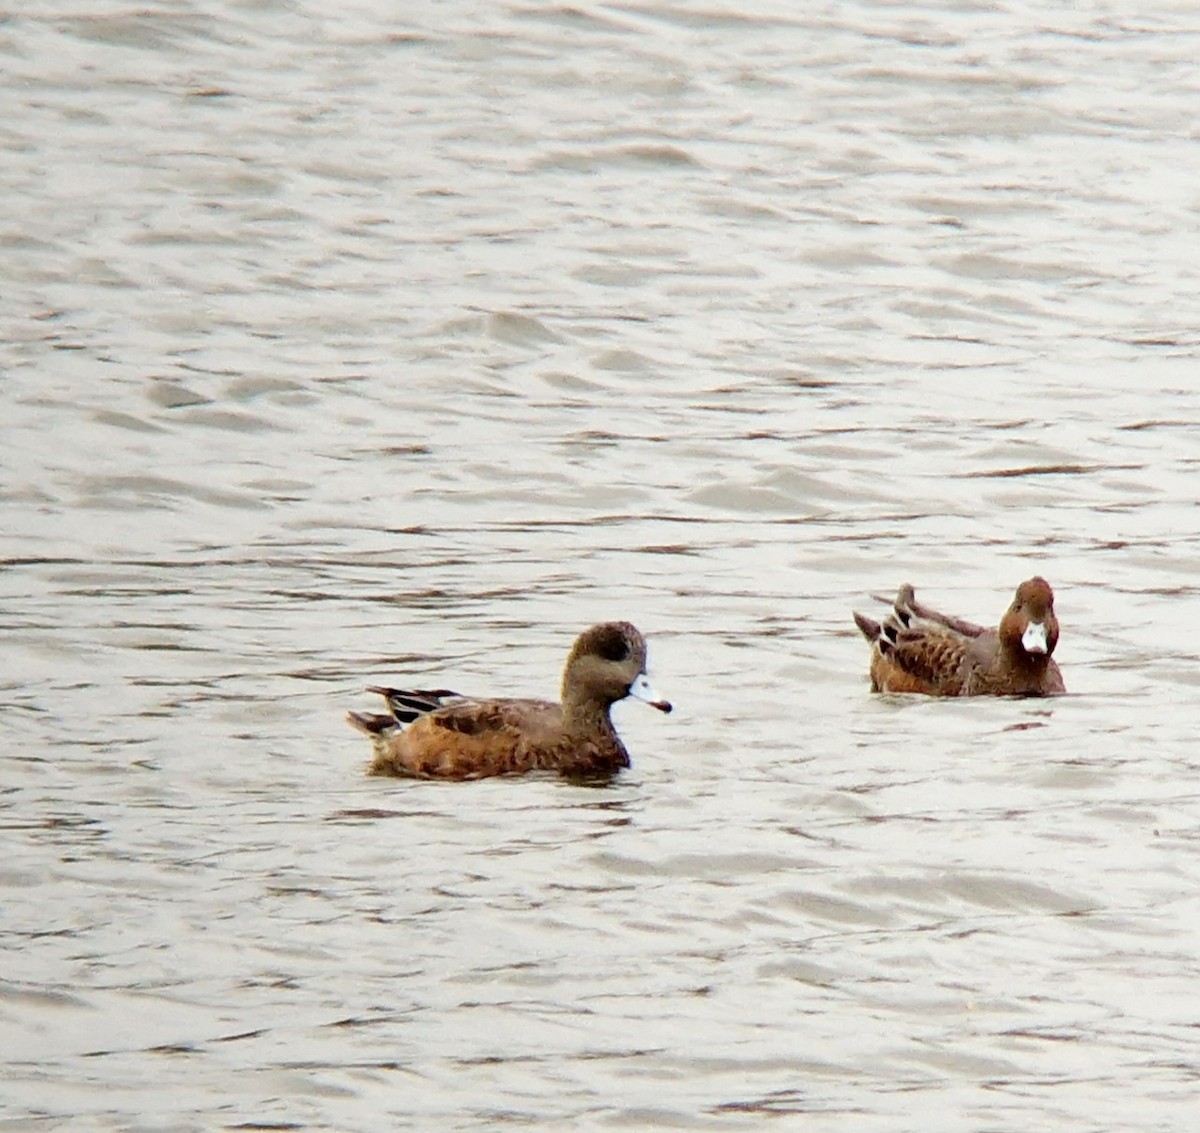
629,672,672,713
1021,620,1049,655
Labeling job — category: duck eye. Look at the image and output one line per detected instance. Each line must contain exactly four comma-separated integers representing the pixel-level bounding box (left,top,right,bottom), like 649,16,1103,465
595,629,630,663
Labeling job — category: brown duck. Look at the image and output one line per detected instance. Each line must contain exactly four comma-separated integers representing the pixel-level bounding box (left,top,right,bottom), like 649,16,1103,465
853,578,1065,697
348,621,672,779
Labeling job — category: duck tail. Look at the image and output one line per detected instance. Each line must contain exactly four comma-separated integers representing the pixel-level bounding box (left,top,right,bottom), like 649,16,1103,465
853,612,881,642
347,710,396,736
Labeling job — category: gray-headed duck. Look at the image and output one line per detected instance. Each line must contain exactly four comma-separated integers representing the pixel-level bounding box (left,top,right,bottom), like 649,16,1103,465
348,621,672,779
853,578,1065,697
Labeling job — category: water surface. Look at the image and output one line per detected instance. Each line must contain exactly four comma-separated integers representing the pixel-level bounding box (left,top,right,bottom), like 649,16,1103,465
4,2,1200,1129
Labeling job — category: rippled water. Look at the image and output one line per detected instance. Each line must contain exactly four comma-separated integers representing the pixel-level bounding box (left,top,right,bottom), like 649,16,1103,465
5,2,1200,1129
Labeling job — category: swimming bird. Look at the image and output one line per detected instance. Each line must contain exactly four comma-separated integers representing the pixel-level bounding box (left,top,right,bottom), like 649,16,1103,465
853,578,1065,696
348,621,672,779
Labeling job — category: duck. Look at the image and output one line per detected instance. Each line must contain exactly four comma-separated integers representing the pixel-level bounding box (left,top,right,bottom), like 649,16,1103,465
348,621,672,779
852,577,1065,696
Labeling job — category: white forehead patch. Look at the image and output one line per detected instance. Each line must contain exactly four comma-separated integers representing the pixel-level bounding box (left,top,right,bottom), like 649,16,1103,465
628,672,664,704
1021,620,1049,655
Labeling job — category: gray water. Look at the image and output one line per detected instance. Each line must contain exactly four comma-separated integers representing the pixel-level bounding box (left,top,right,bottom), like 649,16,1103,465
4,2,1200,1130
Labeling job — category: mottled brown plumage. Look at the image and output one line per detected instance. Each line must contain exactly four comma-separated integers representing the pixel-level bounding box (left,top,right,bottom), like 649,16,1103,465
347,621,672,780
853,578,1065,697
